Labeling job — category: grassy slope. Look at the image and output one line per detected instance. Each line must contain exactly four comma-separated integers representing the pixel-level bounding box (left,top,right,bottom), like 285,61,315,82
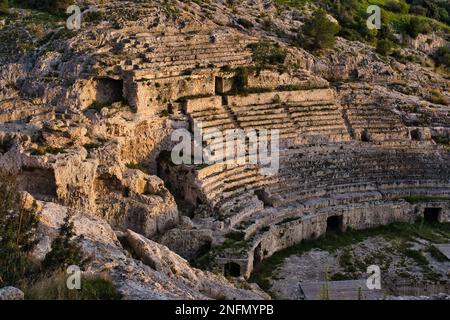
276,0,450,34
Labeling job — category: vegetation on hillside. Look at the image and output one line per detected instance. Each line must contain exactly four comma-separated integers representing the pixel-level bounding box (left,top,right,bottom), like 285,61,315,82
0,174,120,300
0,0,8,14
300,9,340,51
250,221,450,295
277,0,449,47
11,0,74,15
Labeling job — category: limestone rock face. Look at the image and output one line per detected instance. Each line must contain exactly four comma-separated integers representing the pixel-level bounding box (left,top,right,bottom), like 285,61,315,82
125,230,269,300
1,0,450,300
0,287,25,300
32,200,268,300
160,227,213,261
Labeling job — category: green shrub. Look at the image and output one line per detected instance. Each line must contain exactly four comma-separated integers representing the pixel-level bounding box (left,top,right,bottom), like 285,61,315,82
225,231,245,241
31,146,65,156
406,17,431,38
376,39,394,56
233,66,249,92
126,162,140,170
301,9,340,52
385,0,408,14
248,41,287,70
0,175,40,287
13,0,74,15
433,46,450,68
0,0,8,15
158,109,169,117
41,214,85,274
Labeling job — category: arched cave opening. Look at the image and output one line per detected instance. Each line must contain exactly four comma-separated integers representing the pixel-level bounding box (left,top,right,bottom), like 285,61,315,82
361,130,370,142
410,129,421,141
95,77,124,105
224,262,241,278
254,189,272,208
424,208,441,223
326,215,344,234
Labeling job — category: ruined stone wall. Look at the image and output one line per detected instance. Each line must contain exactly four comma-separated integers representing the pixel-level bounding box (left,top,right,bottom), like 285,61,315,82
124,74,216,114
239,202,418,277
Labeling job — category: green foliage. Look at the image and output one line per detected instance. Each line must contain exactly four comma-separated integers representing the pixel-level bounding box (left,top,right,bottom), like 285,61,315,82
250,221,450,293
276,0,450,45
407,0,450,25
31,146,66,156
301,9,340,51
125,162,140,170
248,40,287,70
225,230,245,241
233,66,249,92
433,46,450,68
13,0,74,15
158,109,169,117
0,171,119,300
0,175,39,286
405,16,431,38
385,0,409,14
0,0,9,15
376,38,394,56
402,195,450,204
41,214,85,273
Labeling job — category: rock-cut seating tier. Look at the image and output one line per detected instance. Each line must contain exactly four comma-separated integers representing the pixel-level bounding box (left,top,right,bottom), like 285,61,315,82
232,142,450,238
345,103,409,141
122,32,255,80
225,89,351,145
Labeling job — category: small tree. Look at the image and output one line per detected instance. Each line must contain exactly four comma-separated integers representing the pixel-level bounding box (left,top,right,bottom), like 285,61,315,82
433,46,450,68
41,213,85,273
0,175,39,286
14,0,74,15
406,17,430,38
302,9,340,52
376,39,394,56
0,0,8,15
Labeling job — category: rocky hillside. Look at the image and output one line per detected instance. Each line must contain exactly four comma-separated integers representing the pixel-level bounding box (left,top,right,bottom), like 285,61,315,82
0,0,449,300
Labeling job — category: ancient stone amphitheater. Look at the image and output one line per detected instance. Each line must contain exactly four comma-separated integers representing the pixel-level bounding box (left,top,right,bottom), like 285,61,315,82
0,0,449,299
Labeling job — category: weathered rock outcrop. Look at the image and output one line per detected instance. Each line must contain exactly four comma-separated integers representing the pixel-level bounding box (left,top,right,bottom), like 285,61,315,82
0,287,24,300
32,199,268,300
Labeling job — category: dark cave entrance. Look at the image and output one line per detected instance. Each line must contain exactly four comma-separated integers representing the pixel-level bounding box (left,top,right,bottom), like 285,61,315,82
253,242,263,268
254,189,272,208
424,208,441,223
326,215,344,234
224,262,241,277
361,130,370,142
410,129,421,141
95,77,124,105
0,136,14,154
